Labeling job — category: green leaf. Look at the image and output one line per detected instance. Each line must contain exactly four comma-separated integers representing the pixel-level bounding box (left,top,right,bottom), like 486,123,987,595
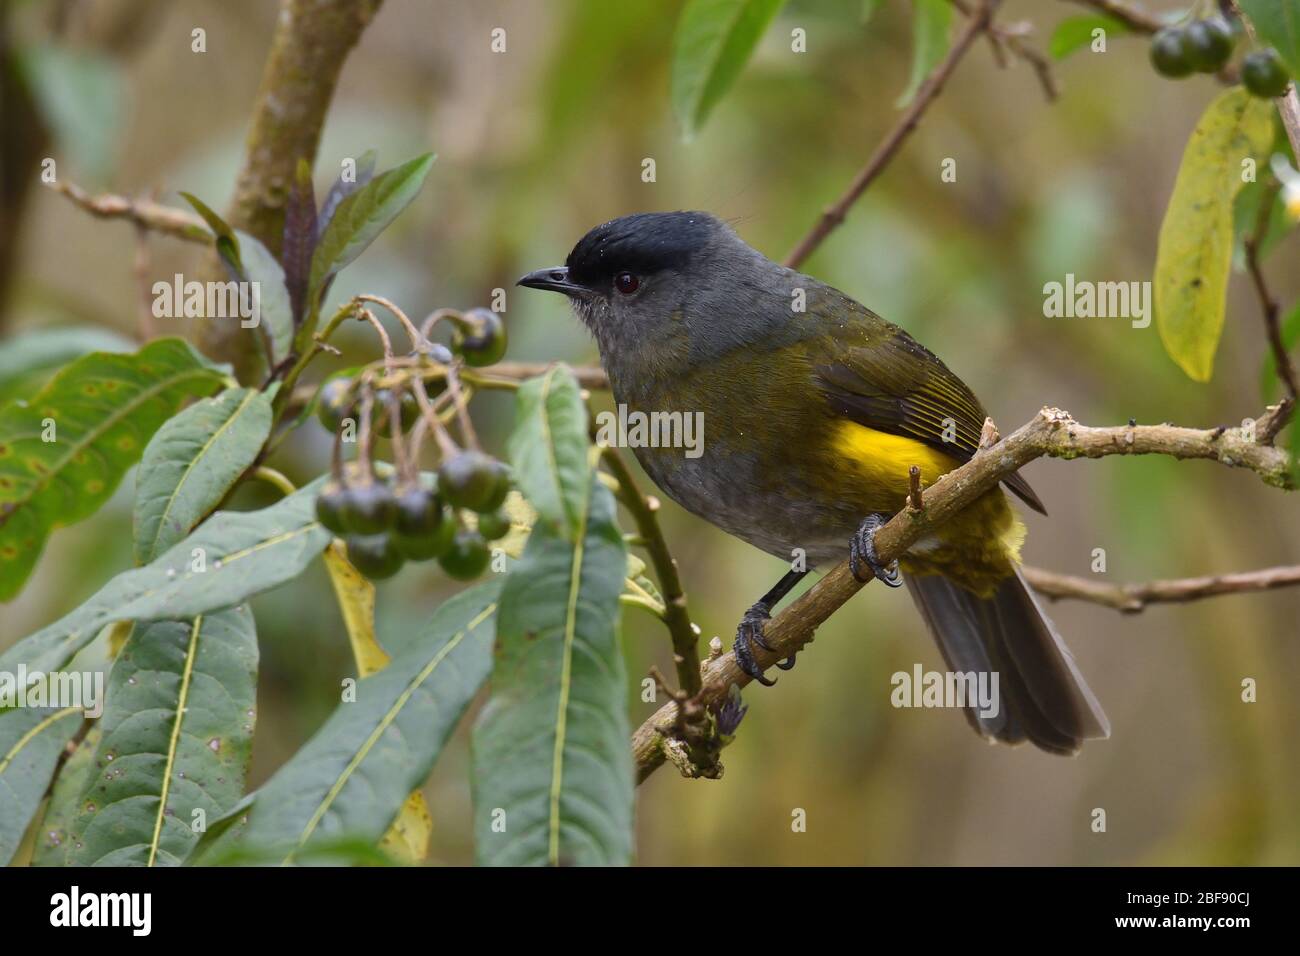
1239,0,1300,79
62,608,257,866
897,0,951,108
133,386,273,564
671,0,788,139
0,706,82,864
507,365,590,540
307,153,436,311
17,45,124,183
212,582,499,863
0,478,329,677
472,470,632,867
234,231,295,366
1048,14,1128,60
1155,88,1276,382
0,338,226,601
180,192,241,274
0,326,136,409
31,727,101,866
1260,301,1300,401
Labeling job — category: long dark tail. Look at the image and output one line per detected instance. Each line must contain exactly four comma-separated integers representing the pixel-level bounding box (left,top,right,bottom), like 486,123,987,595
904,568,1109,755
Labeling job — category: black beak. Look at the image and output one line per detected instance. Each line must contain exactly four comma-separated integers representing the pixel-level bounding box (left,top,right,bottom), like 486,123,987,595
516,266,590,297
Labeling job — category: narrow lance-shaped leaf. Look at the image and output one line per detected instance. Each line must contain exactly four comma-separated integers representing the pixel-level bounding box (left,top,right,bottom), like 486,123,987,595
0,706,82,864
317,149,377,239
134,386,274,564
671,0,788,139
0,326,135,409
283,158,318,327
0,338,226,601
897,0,951,108
0,478,329,677
1155,88,1275,382
507,365,590,540
199,582,500,864
307,152,435,314
234,233,295,366
180,192,241,275
62,607,258,866
31,726,102,866
472,469,632,867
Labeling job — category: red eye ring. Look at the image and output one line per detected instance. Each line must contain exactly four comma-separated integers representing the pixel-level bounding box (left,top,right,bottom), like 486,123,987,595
614,272,640,294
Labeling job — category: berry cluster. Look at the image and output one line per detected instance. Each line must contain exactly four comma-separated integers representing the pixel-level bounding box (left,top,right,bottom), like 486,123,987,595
312,305,512,582
1150,16,1292,98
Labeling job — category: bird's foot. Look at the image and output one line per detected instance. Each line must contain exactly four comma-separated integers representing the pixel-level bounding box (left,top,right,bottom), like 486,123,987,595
849,513,902,587
733,601,797,686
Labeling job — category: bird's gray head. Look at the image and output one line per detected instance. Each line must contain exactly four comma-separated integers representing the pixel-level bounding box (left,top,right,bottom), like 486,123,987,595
517,211,787,366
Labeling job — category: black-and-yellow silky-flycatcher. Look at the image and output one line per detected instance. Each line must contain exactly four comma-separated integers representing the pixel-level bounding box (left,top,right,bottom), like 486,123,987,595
519,212,1109,755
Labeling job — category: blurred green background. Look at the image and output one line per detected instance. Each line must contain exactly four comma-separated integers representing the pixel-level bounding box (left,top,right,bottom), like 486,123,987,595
3,0,1297,865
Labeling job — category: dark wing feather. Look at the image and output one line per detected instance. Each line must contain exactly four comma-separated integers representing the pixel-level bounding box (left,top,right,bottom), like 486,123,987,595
814,327,1046,514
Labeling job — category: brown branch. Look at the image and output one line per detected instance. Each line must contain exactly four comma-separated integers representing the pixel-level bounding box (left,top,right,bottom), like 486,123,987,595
951,1,1057,102
1061,0,1163,34
477,361,611,390
783,0,1003,269
603,447,703,699
1242,178,1300,409
632,406,1295,783
203,0,384,375
48,181,210,243
1023,564,1300,612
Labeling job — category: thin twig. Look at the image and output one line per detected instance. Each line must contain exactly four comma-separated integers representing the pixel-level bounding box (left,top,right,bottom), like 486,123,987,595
631,405,1296,782
1023,563,1300,612
602,447,703,698
49,180,210,243
1061,0,1163,34
1242,177,1300,406
783,0,1003,269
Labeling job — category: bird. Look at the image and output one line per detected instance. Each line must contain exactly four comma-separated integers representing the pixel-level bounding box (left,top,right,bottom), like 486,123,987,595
518,211,1109,755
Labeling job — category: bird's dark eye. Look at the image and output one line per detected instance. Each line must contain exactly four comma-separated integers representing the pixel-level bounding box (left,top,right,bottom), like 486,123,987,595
614,272,640,295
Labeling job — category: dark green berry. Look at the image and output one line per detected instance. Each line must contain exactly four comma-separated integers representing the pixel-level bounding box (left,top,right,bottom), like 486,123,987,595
1185,19,1234,73
393,506,456,561
438,451,510,511
1150,27,1194,78
339,481,398,534
439,529,491,580
394,486,441,536
476,508,511,541
317,377,354,432
372,389,420,438
344,533,405,580
1242,48,1291,98
450,309,507,367
315,481,349,535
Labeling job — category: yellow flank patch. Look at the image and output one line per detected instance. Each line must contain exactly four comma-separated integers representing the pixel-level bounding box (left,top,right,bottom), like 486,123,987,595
832,420,961,493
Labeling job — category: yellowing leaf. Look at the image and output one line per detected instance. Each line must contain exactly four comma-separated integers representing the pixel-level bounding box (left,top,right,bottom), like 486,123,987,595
378,791,432,864
322,541,388,677
1155,88,1275,382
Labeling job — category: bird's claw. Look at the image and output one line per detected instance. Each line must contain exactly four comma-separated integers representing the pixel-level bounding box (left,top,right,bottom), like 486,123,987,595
733,602,796,686
849,514,902,587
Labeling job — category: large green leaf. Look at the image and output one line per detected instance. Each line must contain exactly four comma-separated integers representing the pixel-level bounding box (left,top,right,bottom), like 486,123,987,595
0,478,328,677
31,727,101,866
202,582,499,864
0,706,82,864
1155,89,1275,382
307,153,435,311
671,0,788,139
61,608,257,866
472,470,632,867
507,365,590,540
1239,0,1300,79
0,338,226,600
133,386,273,564
0,326,136,409
897,0,951,108
1048,14,1128,60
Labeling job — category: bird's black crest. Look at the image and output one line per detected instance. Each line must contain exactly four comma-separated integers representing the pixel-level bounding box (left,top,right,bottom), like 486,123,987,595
565,211,717,286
